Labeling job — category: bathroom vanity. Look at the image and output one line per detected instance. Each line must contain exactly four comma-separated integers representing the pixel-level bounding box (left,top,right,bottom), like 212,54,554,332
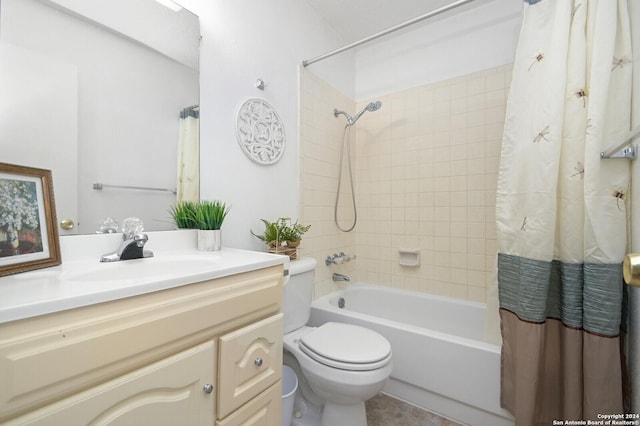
0,231,286,425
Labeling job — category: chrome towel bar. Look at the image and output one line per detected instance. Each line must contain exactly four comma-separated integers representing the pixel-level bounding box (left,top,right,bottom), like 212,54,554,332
93,182,177,194
600,125,640,160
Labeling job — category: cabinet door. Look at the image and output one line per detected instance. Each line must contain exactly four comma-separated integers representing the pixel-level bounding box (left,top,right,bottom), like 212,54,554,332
216,382,281,426
218,314,283,418
6,340,216,426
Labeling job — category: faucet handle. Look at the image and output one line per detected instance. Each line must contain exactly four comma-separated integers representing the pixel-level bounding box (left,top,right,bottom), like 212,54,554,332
133,233,149,247
121,217,145,239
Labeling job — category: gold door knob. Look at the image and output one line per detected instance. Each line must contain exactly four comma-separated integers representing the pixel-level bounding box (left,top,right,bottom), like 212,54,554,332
623,254,640,287
60,219,75,230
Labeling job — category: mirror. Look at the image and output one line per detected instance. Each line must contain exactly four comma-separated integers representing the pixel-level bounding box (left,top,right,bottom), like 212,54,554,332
0,0,200,235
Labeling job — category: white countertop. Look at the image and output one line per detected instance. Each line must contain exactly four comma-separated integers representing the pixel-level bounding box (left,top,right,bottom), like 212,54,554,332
0,230,287,323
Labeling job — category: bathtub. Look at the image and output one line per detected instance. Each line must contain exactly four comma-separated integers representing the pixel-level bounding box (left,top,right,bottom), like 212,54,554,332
309,284,514,426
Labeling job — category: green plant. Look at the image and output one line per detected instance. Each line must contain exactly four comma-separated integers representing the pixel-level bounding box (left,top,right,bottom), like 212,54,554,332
169,201,198,229
195,200,229,230
279,221,311,242
170,200,229,230
250,217,310,245
250,219,281,243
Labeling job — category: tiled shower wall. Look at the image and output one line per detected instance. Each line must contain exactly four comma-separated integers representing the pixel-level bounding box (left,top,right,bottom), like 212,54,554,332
300,64,512,302
299,68,357,296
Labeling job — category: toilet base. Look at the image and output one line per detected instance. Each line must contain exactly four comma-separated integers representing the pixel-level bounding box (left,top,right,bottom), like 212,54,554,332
321,402,367,426
289,394,367,426
290,391,321,426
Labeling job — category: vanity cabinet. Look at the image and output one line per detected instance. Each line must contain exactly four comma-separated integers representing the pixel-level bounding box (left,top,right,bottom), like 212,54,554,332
0,264,284,425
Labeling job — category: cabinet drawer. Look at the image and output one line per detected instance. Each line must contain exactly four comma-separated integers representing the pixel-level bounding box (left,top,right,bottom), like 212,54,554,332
216,382,281,426
218,314,283,418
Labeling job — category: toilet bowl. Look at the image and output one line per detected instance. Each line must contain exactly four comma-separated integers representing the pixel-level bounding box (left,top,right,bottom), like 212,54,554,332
283,258,392,426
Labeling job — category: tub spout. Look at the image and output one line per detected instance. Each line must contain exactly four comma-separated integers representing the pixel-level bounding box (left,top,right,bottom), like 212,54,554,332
332,273,350,282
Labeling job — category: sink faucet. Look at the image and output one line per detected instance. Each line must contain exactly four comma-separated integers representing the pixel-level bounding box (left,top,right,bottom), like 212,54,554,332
332,273,350,282
100,233,154,262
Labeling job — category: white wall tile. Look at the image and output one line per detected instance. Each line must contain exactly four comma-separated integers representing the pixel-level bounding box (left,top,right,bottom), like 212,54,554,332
301,66,508,303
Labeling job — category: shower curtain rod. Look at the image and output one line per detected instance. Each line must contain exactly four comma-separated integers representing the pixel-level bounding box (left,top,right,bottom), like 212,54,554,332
302,0,476,67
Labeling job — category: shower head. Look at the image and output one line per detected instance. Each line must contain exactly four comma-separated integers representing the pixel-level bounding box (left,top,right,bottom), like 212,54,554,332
366,101,382,112
334,101,382,126
352,101,382,124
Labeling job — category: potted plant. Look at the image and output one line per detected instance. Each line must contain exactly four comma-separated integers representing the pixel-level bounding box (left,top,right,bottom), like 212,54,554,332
171,200,230,251
250,217,310,259
169,201,199,229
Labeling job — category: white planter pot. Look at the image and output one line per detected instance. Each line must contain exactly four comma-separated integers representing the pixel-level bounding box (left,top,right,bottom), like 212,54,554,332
197,229,221,251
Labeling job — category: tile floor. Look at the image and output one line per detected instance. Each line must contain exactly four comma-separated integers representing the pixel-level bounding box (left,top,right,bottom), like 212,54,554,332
365,393,465,426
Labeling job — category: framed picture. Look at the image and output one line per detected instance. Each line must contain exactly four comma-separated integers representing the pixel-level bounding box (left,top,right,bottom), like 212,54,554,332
0,163,61,276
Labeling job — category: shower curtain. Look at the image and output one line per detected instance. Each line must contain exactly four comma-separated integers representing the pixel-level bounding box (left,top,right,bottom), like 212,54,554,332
496,0,633,424
177,106,199,202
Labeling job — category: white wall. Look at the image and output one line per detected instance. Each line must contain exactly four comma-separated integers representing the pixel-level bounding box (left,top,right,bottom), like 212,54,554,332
40,0,200,70
179,0,521,252
178,0,355,250
355,0,522,100
0,43,78,229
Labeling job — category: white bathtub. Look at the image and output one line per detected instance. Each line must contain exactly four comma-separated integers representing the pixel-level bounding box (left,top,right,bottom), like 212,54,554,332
309,284,514,426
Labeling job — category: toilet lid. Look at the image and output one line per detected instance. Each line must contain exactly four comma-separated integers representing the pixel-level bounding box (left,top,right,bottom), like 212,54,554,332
299,322,392,371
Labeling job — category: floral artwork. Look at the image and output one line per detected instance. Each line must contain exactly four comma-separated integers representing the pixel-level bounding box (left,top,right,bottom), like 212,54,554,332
0,178,43,256
0,163,60,276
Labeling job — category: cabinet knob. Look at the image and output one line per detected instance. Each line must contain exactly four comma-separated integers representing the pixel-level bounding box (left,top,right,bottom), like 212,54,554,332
203,383,214,394
254,357,263,367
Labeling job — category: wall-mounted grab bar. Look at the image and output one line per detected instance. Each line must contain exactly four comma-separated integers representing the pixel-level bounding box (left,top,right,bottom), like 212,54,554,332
600,125,640,159
93,182,177,194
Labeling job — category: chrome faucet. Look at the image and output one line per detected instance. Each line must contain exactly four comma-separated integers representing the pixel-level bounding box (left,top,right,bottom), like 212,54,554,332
332,273,350,282
100,233,154,262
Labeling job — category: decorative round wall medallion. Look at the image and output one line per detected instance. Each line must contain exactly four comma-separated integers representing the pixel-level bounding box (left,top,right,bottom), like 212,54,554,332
235,98,286,165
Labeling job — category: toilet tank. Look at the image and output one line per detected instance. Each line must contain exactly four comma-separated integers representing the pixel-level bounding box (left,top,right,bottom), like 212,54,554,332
283,257,317,334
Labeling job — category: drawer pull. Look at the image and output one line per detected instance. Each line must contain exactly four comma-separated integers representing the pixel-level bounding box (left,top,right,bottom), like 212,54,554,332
203,383,214,394
254,357,264,367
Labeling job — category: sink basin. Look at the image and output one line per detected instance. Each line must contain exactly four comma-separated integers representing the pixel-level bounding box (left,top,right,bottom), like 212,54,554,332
65,255,220,282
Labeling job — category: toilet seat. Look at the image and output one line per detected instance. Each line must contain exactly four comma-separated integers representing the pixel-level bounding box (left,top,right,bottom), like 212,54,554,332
298,322,392,371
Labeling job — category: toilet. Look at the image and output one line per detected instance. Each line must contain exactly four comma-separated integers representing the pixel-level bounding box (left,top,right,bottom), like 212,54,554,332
282,257,392,426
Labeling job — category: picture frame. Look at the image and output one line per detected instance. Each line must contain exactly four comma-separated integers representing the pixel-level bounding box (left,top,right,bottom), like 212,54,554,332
0,163,61,276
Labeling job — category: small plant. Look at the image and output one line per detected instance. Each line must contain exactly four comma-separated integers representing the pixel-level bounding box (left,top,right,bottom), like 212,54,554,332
170,200,229,230
195,200,229,230
251,219,282,244
250,218,310,260
250,217,310,246
170,201,199,229
279,221,311,243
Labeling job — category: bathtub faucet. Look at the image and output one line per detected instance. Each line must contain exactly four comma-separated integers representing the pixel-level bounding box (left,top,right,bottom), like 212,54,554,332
332,273,350,282
326,252,356,265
